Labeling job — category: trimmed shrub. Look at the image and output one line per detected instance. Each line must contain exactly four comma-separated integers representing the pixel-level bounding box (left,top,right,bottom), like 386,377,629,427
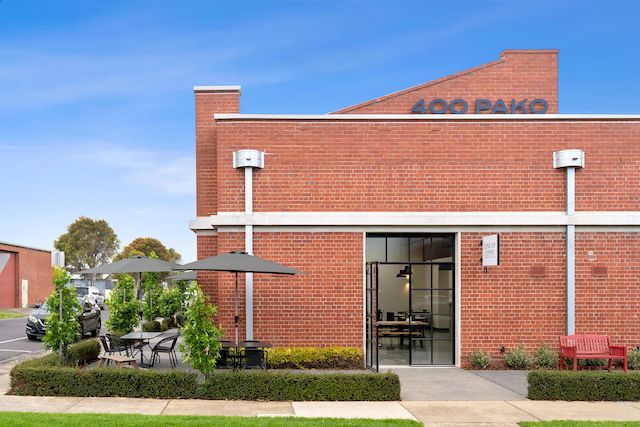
628,350,640,370
533,345,558,369
66,339,101,366
528,370,640,400
10,352,398,401
504,345,531,369
469,351,492,370
199,371,400,401
142,320,169,332
266,347,363,370
11,367,198,398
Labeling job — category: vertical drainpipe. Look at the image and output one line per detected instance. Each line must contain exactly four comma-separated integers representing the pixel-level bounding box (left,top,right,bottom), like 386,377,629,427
553,149,585,335
233,149,265,341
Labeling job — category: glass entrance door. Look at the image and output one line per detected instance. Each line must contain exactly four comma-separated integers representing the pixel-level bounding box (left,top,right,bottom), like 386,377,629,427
366,234,455,366
409,262,454,365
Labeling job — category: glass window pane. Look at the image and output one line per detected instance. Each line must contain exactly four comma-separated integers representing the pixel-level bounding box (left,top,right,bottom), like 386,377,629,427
410,237,429,262
411,339,431,365
366,237,386,262
410,264,431,289
436,266,453,290
432,236,454,261
433,340,453,364
432,290,452,315
387,237,409,262
410,289,430,315
432,315,453,338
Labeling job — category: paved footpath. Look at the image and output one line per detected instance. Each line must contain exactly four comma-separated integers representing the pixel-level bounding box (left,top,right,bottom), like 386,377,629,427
1,363,640,425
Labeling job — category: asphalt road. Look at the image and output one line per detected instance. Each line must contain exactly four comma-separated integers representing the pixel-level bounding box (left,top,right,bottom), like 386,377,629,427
0,309,109,363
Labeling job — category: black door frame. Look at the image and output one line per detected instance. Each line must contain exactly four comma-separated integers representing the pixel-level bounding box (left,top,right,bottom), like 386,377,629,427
365,233,456,367
365,262,379,371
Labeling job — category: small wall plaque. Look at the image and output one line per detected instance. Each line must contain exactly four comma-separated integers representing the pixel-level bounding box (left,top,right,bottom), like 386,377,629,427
530,266,547,277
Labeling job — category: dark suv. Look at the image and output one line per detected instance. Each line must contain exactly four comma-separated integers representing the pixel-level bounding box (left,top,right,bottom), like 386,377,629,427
26,299,101,341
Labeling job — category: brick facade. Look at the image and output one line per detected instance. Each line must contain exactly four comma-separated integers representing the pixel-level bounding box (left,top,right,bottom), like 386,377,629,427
0,242,52,308
194,50,640,366
334,50,558,114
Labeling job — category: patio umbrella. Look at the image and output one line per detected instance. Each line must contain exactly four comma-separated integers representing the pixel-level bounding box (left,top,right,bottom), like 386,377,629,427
81,255,182,331
167,270,197,281
174,251,303,347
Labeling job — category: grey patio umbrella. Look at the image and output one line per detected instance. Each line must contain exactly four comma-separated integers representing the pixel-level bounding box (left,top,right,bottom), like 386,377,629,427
81,255,182,332
167,270,197,281
174,251,303,347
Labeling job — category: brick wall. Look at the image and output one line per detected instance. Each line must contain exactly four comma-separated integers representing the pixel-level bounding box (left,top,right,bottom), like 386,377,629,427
213,232,363,347
195,89,240,217
460,232,566,367
576,232,640,349
0,243,52,307
334,50,558,114
196,234,218,307
215,120,640,213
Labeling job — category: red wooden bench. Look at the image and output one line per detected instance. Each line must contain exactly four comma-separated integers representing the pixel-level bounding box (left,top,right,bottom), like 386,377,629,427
559,334,628,372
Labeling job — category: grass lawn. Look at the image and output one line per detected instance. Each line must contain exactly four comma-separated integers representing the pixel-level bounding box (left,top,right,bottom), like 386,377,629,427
521,423,640,427
0,310,25,320
0,412,422,426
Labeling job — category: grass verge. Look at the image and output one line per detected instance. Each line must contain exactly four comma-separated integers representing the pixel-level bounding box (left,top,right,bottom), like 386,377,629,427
0,412,422,426
0,310,25,320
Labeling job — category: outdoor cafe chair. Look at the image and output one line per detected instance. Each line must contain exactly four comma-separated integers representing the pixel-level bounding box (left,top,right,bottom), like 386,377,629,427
150,334,180,368
105,333,132,357
243,346,267,370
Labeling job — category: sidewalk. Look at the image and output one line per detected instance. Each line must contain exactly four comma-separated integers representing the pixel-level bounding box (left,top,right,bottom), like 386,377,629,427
2,395,640,425
1,362,640,425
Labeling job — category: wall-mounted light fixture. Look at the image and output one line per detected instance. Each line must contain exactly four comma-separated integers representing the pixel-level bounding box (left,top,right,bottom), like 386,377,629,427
396,265,411,279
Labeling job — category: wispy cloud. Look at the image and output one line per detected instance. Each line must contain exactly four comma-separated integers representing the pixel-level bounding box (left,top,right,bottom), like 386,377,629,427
70,142,195,195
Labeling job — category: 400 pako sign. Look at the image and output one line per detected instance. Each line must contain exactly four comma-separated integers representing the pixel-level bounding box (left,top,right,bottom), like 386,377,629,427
411,98,549,114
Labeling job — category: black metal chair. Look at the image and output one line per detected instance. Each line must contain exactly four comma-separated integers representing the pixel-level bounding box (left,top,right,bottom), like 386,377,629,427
105,334,131,356
150,334,179,368
217,340,233,369
243,346,267,370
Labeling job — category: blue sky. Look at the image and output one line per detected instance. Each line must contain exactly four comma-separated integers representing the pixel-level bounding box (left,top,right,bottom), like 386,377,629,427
1,0,639,262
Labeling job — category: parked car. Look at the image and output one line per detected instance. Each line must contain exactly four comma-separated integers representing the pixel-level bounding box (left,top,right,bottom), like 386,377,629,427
26,299,102,341
74,286,105,310
87,286,105,310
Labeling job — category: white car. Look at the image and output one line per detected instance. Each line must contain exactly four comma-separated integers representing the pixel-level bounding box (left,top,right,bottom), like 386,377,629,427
76,286,105,310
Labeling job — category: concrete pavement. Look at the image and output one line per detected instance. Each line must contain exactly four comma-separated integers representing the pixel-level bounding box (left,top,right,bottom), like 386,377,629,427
1,358,640,425
1,394,640,424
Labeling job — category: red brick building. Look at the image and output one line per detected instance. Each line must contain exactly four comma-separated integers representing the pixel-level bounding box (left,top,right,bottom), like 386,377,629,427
191,50,640,368
0,242,53,309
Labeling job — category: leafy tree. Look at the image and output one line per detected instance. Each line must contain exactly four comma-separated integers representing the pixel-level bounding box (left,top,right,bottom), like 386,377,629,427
54,216,119,272
43,267,81,357
175,279,196,311
158,287,182,319
180,283,223,378
115,237,181,263
105,274,139,334
142,252,164,321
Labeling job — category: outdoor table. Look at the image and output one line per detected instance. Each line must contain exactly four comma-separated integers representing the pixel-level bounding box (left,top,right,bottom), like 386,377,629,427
240,341,272,348
120,331,162,368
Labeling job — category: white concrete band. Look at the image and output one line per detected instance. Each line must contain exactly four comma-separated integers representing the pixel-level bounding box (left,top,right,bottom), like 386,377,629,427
193,85,242,93
190,211,640,230
215,113,640,121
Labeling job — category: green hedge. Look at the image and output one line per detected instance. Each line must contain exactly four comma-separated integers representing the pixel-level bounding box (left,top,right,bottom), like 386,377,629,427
67,339,101,366
11,367,198,398
266,347,363,370
16,339,101,369
11,353,399,401
199,371,399,401
528,370,640,400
